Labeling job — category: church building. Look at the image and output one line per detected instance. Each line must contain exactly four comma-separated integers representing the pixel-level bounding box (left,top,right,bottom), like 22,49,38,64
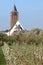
5,5,24,36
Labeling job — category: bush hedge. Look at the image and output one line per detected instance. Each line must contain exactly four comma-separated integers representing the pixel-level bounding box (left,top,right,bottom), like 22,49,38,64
0,28,43,45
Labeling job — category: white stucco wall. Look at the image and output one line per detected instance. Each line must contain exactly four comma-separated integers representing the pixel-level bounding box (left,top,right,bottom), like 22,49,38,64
5,21,24,36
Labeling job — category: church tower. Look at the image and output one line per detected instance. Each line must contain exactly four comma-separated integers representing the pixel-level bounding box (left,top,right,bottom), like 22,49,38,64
10,5,18,28
5,5,24,36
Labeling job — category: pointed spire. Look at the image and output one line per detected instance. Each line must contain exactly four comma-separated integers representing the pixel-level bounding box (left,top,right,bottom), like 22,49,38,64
14,4,17,11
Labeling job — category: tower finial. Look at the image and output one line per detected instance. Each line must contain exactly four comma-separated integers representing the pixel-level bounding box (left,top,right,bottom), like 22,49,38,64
14,4,17,11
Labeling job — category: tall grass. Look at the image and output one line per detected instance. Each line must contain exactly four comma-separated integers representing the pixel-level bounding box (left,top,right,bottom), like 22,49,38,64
0,28,43,65
9,42,43,65
0,47,6,65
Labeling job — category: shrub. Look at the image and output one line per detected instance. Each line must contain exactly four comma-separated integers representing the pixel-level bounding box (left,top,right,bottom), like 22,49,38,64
7,42,12,45
0,42,4,46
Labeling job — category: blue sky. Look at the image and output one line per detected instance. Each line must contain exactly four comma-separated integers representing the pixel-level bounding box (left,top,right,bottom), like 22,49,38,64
0,0,43,30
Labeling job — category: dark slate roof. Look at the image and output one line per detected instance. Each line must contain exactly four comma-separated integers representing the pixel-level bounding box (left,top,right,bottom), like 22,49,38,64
14,5,17,12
